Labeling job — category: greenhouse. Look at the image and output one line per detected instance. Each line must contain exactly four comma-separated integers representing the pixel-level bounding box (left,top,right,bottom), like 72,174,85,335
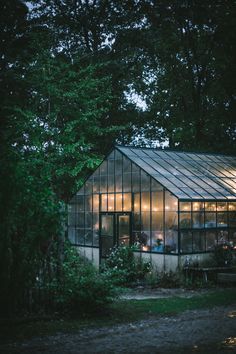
68,146,236,271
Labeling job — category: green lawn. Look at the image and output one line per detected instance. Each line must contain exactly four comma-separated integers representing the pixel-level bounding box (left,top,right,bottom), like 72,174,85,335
1,288,235,344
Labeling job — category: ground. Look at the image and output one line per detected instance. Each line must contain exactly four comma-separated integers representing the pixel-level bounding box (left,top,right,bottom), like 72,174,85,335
1,288,236,354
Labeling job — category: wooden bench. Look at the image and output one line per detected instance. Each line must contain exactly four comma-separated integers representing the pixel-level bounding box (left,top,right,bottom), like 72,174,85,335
217,273,236,284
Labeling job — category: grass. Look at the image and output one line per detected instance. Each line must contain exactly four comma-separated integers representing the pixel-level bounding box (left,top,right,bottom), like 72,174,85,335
0,287,235,344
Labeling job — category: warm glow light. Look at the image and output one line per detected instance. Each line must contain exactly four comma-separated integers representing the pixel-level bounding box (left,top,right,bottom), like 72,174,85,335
142,246,148,251
143,205,148,210
165,206,170,210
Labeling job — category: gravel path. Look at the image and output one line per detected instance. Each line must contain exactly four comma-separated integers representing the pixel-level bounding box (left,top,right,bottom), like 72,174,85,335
1,304,236,354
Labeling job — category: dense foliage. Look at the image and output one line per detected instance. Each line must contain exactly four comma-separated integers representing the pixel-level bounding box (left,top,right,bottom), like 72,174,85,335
0,0,235,316
103,245,152,286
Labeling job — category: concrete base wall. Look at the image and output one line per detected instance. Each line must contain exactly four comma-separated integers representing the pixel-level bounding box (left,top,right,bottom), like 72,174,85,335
73,246,213,272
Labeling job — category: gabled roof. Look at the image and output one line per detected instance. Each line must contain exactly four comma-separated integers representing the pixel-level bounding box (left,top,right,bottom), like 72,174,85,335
116,146,236,200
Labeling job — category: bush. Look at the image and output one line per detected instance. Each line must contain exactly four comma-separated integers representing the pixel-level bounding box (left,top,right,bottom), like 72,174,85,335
46,243,116,314
102,245,152,286
212,243,233,267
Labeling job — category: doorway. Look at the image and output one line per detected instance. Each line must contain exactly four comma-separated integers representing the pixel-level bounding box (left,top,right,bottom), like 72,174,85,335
100,212,131,262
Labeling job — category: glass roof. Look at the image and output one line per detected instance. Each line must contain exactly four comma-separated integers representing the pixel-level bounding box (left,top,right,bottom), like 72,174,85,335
117,146,236,200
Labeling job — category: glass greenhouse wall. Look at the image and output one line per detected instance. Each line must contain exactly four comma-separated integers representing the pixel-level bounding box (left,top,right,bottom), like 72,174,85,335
68,146,236,264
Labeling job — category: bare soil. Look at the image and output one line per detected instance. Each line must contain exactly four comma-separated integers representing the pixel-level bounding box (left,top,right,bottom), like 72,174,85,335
1,289,236,354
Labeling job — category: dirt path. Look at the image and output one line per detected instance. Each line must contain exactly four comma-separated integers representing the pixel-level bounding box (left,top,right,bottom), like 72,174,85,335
1,304,236,354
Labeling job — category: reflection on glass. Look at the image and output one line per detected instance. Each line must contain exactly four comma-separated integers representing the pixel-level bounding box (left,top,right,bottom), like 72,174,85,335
152,212,163,230
123,173,131,192
123,156,131,172
118,215,130,246
165,191,178,211
100,160,107,175
165,230,178,253
101,194,107,211
100,175,107,193
180,202,191,211
165,212,178,229
206,231,216,250
132,171,140,191
217,212,228,227
229,212,236,227
115,193,122,210
152,231,164,252
192,212,204,228
205,213,216,227
192,201,204,211
217,202,227,211
123,193,132,211
205,202,216,211
192,231,205,252
141,192,150,211
108,175,115,192
101,215,113,235
77,212,84,228
93,194,99,211
85,229,93,246
152,191,163,211
134,193,140,212
108,194,114,211
180,231,192,253
151,179,163,191
115,174,122,192
180,212,191,228
141,170,150,191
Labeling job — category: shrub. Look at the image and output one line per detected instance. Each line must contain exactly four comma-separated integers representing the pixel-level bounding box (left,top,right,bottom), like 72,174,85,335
46,243,116,314
212,243,233,267
103,245,152,286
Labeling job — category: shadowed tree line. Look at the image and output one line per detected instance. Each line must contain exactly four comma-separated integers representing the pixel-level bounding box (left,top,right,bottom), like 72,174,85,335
0,0,235,316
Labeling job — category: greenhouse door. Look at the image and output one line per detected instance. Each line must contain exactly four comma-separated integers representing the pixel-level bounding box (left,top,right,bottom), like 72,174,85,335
100,213,131,263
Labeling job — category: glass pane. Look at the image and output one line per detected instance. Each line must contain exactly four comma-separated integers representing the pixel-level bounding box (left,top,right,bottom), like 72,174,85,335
151,179,163,191
228,202,236,211
85,212,92,228
229,230,236,249
118,215,130,246
85,195,92,211
132,171,140,192
192,212,204,228
123,173,131,192
108,159,115,175
101,194,107,211
92,213,99,246
165,230,178,253
85,229,93,246
205,213,216,228
141,170,150,191
152,212,163,230
165,191,178,211
180,231,192,253
217,202,227,211
192,201,204,211
101,236,113,257
206,231,217,251
108,174,115,192
229,212,236,227
93,176,100,193
152,191,163,211
141,191,150,211
134,193,140,212
180,202,191,211
123,193,132,211
68,213,76,226
77,212,84,228
77,229,85,245
100,175,107,193
217,212,228,227
165,212,178,229
68,227,76,244
108,194,115,211
115,157,122,174
123,156,131,172
115,193,122,211
152,231,164,252
101,215,114,235
141,212,151,230
115,174,122,192
218,230,229,244
100,160,107,175
205,202,216,211
85,177,92,194
180,212,192,228
77,196,84,211
133,213,141,231
93,194,99,211
141,231,151,252
192,231,205,252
